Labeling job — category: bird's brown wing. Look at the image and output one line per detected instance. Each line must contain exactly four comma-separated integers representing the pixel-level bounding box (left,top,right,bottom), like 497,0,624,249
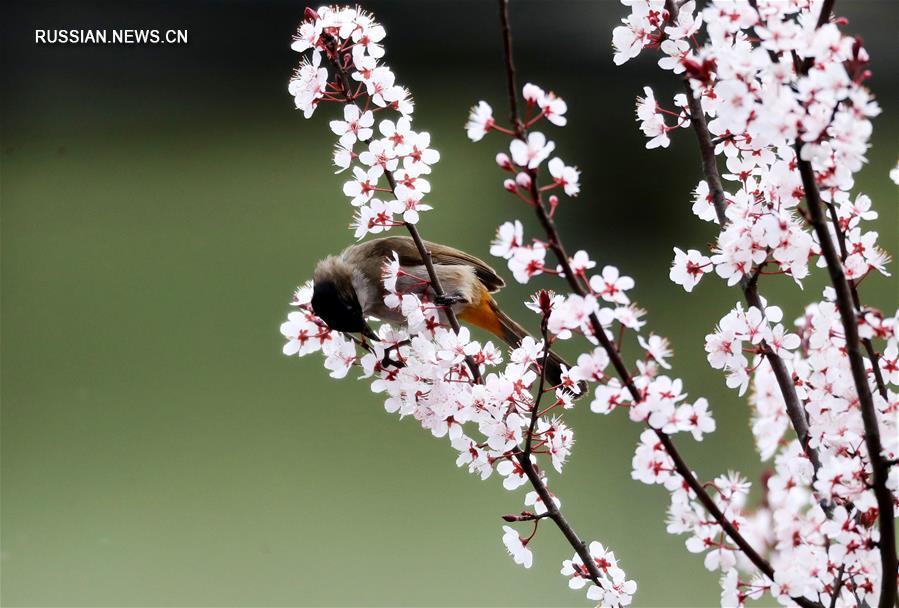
361,236,506,292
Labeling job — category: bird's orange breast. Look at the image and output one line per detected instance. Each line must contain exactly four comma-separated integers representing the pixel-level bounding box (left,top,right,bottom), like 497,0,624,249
458,293,504,338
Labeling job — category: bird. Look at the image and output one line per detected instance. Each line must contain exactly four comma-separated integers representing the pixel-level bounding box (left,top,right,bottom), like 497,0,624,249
310,236,577,390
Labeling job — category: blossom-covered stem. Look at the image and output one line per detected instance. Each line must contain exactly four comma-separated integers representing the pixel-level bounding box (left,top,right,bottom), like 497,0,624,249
829,565,847,608
856,309,889,399
797,151,897,608
832,187,888,400
680,82,821,474
667,0,819,476
323,36,481,381
514,451,604,587
510,335,607,590
496,3,825,604
406,222,482,381
653,432,820,608
796,1,896,602
498,0,638,401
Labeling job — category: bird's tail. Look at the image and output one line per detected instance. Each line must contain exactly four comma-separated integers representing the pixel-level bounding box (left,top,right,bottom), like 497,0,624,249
459,295,583,397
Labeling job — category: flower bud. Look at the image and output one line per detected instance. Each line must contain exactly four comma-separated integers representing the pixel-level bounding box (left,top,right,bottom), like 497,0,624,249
501,511,537,522
515,172,531,189
495,153,513,171
503,179,517,192
548,194,560,217
538,289,553,317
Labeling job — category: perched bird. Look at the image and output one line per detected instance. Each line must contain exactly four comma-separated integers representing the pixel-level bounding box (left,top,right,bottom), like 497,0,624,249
311,236,575,389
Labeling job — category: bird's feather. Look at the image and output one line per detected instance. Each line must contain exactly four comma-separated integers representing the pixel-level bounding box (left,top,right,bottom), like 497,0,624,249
349,236,505,292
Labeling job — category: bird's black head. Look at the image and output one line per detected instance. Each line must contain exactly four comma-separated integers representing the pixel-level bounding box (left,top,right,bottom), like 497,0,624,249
311,279,366,334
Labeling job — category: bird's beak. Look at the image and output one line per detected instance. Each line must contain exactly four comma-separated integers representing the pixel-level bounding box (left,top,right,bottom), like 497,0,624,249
361,322,379,342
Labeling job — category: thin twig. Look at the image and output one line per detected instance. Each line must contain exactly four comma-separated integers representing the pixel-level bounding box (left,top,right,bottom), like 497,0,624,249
495,0,606,590
829,564,846,608
513,451,605,586
524,310,552,458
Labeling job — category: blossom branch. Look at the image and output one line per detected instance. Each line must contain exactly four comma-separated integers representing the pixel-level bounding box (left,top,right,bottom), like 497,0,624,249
799,154,896,608
322,35,481,382
523,298,552,459
791,2,896,605
681,83,820,473
669,0,821,478
609,0,897,603
513,450,605,587
284,11,627,602
496,3,825,606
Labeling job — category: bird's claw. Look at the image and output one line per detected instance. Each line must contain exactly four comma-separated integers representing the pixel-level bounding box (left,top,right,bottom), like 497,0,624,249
435,293,466,307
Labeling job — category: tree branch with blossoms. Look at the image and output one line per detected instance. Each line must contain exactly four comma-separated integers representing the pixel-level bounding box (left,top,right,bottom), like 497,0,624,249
311,20,481,381
790,5,896,598
281,2,897,606
613,0,898,606
681,80,822,476
282,6,637,605
466,1,828,606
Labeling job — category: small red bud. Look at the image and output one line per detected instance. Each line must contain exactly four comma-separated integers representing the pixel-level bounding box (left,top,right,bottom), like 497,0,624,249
501,514,519,522
681,57,717,85
538,289,553,317
304,7,319,22
859,508,878,528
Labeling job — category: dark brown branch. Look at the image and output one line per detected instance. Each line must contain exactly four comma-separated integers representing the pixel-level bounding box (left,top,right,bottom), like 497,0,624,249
816,0,836,27
822,196,887,400
680,84,821,475
523,310,552,458
829,565,846,608
797,152,897,608
513,451,605,587
793,3,896,606
493,0,607,591
498,3,822,607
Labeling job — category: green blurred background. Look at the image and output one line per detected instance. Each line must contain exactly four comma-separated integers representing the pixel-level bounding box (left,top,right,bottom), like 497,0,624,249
1,1,896,606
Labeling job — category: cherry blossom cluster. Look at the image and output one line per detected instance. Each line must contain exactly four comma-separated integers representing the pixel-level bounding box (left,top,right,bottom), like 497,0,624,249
612,0,898,605
466,82,742,604
282,277,637,606
289,5,438,238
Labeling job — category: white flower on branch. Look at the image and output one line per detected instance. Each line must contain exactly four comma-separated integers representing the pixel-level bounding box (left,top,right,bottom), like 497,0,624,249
501,525,533,569
509,131,555,169
465,101,494,142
